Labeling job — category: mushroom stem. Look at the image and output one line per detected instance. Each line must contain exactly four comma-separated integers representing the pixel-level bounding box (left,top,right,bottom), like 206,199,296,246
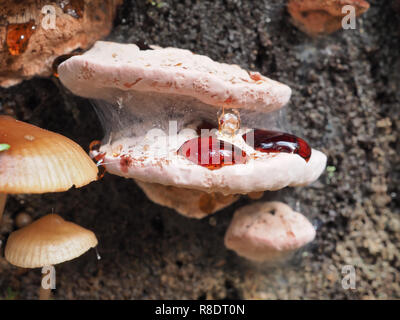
39,266,53,300
0,193,7,224
39,285,52,300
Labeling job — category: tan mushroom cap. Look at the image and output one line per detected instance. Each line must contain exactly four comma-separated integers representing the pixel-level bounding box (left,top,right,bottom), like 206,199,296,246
5,214,98,268
0,116,98,194
224,201,316,262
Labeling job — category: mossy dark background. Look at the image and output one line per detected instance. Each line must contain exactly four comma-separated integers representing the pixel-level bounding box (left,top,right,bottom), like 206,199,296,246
0,0,399,299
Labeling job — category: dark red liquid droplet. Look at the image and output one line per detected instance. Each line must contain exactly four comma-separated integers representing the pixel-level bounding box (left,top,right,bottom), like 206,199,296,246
6,21,36,56
243,129,311,162
178,136,247,170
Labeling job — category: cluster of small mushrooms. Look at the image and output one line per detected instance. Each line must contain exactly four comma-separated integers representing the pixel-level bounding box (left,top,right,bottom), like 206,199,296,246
0,0,122,298
2,0,369,299
0,116,98,298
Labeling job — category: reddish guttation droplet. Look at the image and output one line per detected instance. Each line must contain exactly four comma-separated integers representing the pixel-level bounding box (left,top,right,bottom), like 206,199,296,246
243,129,311,162
89,140,107,180
178,136,247,170
6,21,36,56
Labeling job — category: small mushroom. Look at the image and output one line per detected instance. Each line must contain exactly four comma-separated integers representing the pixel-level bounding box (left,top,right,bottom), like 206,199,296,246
224,201,316,262
287,0,370,36
15,212,33,229
58,41,326,216
5,214,98,268
5,214,98,299
0,116,98,222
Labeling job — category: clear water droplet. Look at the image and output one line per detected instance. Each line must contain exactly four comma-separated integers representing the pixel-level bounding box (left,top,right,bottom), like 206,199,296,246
218,108,241,136
95,247,101,260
